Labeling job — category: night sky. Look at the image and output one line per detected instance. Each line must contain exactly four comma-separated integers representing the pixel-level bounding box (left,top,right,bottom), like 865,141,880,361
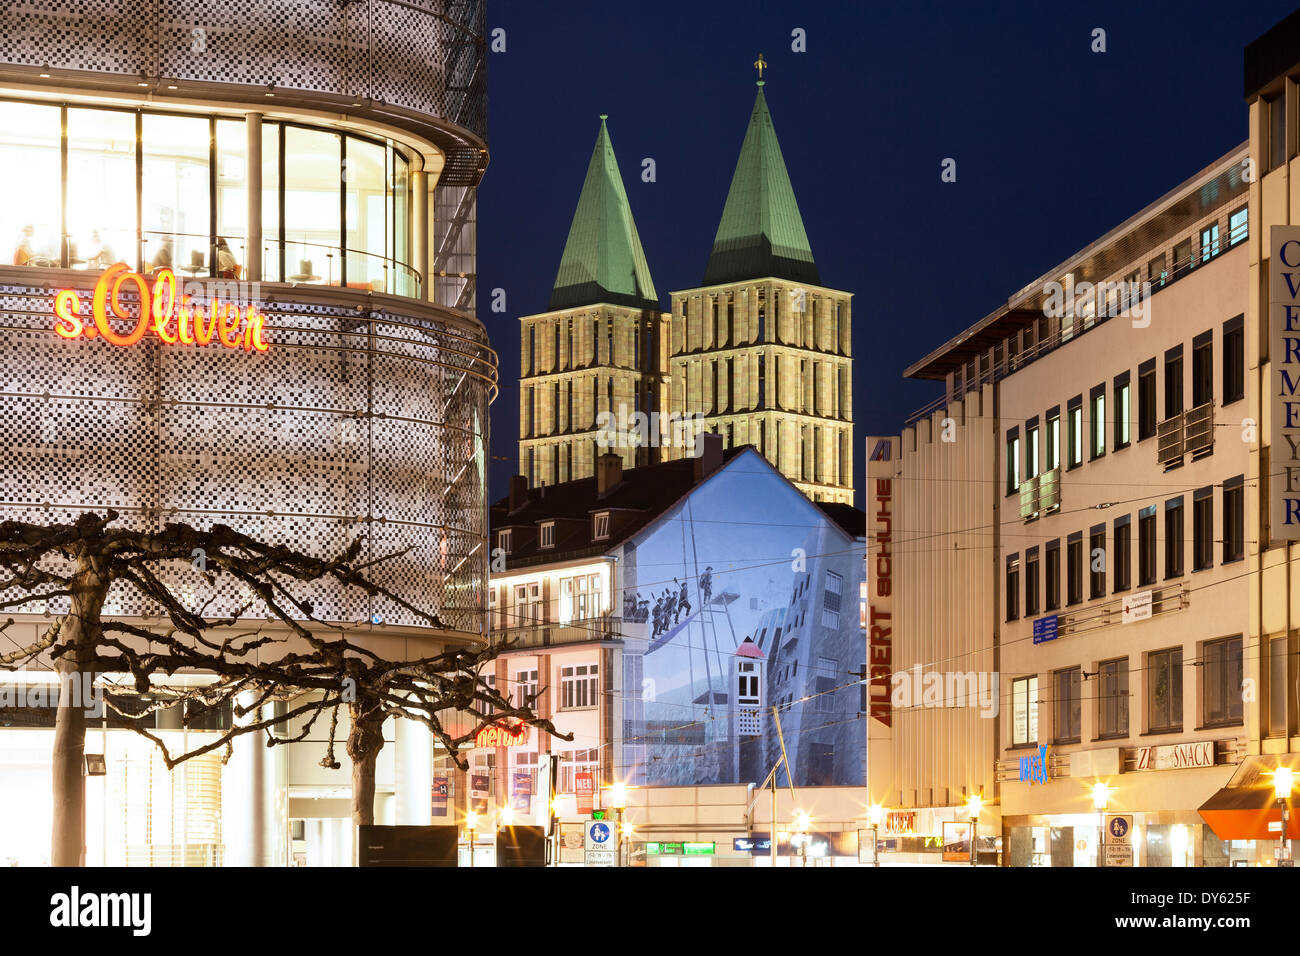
479,0,1297,509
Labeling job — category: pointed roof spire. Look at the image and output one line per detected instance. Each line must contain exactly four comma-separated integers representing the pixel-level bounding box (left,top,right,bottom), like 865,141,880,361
702,78,820,287
549,115,659,312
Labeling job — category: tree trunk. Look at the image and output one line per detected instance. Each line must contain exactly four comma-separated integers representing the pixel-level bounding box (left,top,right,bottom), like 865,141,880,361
347,702,386,830
50,648,88,867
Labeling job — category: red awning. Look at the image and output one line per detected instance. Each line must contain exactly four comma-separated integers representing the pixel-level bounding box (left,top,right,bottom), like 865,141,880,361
1198,755,1299,841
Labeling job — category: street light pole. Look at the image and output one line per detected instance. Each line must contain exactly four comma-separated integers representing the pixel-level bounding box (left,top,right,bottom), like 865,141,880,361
1275,767,1293,865
1093,783,1110,869
868,803,884,867
466,809,477,868
966,793,982,868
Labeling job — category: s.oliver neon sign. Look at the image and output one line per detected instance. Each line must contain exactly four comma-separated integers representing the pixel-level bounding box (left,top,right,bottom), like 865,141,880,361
53,264,269,352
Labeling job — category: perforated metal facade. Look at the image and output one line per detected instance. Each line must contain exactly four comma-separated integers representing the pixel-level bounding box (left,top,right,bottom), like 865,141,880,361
1,0,487,184
0,274,496,636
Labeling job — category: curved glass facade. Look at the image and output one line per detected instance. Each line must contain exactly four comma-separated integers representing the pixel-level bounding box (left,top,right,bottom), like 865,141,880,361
0,99,419,296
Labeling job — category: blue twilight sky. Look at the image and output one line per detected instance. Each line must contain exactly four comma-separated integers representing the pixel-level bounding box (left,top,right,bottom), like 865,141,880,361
479,0,1298,508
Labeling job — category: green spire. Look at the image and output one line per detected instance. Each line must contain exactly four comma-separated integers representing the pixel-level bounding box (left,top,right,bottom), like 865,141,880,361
703,83,820,287
549,115,659,312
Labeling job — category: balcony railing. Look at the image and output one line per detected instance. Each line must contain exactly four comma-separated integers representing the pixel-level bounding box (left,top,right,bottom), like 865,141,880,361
1156,401,1214,470
493,615,622,650
1017,467,1061,521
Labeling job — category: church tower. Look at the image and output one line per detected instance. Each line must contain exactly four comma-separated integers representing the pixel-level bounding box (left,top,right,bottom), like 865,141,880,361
518,116,670,486
668,68,853,504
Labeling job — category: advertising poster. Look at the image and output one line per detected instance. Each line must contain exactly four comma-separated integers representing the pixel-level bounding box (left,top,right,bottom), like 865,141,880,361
617,450,866,788
431,775,449,818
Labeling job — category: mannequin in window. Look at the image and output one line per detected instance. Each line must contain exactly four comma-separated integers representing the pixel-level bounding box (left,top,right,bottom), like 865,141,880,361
13,224,34,266
216,237,241,279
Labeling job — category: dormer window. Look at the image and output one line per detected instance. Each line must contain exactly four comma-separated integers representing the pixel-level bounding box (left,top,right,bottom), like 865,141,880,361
593,511,610,540
497,529,512,554
540,521,555,549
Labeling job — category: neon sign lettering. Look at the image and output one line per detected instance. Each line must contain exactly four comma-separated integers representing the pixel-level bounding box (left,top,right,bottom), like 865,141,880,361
53,264,269,352
474,720,529,748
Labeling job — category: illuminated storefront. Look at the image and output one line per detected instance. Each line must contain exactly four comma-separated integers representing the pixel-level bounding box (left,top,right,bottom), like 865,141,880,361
0,0,492,865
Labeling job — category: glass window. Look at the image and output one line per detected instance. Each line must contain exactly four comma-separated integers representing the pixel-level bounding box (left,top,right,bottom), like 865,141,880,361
1200,223,1220,263
142,113,210,276
1228,206,1248,247
1053,667,1081,742
1114,375,1131,449
344,136,386,291
560,664,599,710
1113,517,1131,592
67,108,138,272
1098,658,1129,738
1148,253,1167,287
1192,332,1213,408
0,101,62,267
1193,490,1213,571
1026,423,1040,479
215,119,247,279
1089,386,1105,459
1045,541,1060,611
261,122,281,281
1165,348,1183,419
393,152,411,295
1139,507,1157,586
1204,637,1243,727
1223,317,1244,405
1046,410,1060,471
1165,498,1184,578
1067,537,1083,605
1067,399,1083,468
1006,554,1020,622
1089,527,1106,600
1012,675,1038,746
284,125,342,285
1148,647,1183,733
1138,360,1157,440
1006,430,1021,495
1223,478,1244,563
1025,549,1040,617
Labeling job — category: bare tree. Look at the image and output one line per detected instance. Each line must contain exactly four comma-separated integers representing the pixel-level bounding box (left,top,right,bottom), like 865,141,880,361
0,511,566,865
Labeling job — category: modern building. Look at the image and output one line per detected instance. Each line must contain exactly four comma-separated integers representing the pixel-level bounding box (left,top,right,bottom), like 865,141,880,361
667,80,854,505
518,117,670,486
884,10,1300,866
517,76,855,506
0,0,495,866
478,438,867,858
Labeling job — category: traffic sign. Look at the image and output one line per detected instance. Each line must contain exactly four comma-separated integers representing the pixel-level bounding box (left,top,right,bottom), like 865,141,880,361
1106,815,1132,844
584,818,615,866
1032,614,1059,645
1104,844,1133,867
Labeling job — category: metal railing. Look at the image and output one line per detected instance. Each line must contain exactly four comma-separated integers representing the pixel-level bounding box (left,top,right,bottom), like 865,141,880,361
1156,401,1214,469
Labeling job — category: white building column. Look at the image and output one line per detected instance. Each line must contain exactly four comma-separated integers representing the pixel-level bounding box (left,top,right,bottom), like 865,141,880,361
222,692,286,866
245,113,262,282
412,169,429,301
394,713,433,825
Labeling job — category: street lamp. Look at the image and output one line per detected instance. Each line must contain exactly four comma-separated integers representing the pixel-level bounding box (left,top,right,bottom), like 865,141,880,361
868,804,885,867
1274,766,1294,865
500,806,514,828
1092,782,1111,869
465,809,478,868
608,781,628,868
966,794,982,867
794,809,811,867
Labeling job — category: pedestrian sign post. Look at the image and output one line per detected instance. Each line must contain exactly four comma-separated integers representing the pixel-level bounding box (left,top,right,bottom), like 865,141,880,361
584,818,615,867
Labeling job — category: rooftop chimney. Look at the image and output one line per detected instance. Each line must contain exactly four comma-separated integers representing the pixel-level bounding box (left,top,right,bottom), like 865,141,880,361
694,432,724,482
596,452,624,496
508,474,529,512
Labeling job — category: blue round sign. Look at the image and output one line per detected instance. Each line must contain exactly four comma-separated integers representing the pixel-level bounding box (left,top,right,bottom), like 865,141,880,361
589,822,611,843
1108,817,1129,839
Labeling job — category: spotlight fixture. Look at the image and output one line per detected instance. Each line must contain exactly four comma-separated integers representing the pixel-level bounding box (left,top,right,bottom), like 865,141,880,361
137,71,150,87
265,81,276,97
39,65,52,78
